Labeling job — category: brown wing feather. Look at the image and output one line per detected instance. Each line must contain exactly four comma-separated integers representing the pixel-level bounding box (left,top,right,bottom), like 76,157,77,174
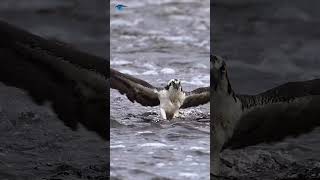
110,69,160,106
181,87,210,108
224,79,320,150
238,79,320,110
0,20,108,140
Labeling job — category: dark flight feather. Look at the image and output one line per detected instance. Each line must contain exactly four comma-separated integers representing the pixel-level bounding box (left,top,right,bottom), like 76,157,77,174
110,69,160,106
110,69,210,108
181,87,210,108
0,20,108,140
224,79,320,150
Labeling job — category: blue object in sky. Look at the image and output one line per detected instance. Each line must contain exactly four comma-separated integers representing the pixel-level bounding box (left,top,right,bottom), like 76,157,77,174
115,4,127,11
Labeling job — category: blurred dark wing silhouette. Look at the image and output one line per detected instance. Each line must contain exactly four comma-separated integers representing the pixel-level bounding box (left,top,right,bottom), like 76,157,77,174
0,20,108,140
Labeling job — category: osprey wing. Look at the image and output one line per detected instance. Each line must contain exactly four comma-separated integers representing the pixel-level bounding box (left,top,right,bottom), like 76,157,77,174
0,20,108,140
110,69,160,106
181,87,210,108
224,79,320,150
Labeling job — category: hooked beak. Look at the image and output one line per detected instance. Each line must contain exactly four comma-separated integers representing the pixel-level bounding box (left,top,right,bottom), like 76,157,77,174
172,83,180,90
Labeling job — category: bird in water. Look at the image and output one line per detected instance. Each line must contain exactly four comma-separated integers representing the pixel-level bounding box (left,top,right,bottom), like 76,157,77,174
211,54,320,177
110,68,210,120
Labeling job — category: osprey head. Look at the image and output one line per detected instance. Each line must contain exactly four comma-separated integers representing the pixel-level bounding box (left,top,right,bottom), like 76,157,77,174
211,54,231,93
165,79,182,91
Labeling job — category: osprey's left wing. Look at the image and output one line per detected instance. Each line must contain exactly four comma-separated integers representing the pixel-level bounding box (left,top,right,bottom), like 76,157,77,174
180,87,210,108
110,68,160,106
0,20,108,140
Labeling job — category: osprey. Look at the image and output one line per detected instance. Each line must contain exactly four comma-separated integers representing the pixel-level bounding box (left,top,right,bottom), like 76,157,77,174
211,54,320,176
110,68,210,120
0,20,108,139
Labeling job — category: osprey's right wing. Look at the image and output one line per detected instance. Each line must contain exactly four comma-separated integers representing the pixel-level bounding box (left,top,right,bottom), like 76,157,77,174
110,69,160,106
224,79,320,150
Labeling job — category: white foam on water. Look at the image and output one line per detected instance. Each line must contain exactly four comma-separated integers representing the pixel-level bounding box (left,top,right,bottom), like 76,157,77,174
178,172,199,178
190,146,206,151
139,143,167,147
110,59,132,66
135,131,154,135
160,35,196,44
142,63,158,70
110,145,126,149
169,15,194,21
190,162,199,166
194,63,208,69
110,20,134,27
182,80,206,86
110,19,142,27
200,163,207,166
142,70,158,75
194,23,208,31
147,30,165,36
121,35,137,40
182,75,209,86
185,155,193,161
160,68,175,74
156,163,166,168
119,69,140,76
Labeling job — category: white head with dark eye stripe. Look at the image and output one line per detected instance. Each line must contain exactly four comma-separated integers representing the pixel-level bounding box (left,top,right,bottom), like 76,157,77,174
211,55,227,80
211,55,232,94
165,79,182,92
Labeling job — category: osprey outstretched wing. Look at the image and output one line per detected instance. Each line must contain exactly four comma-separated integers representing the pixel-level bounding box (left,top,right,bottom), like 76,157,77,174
110,68,210,109
0,20,108,139
225,79,320,149
110,68,161,106
181,87,210,108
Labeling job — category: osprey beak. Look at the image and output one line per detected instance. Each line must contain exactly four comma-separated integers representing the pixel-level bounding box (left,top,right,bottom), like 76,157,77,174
173,83,179,90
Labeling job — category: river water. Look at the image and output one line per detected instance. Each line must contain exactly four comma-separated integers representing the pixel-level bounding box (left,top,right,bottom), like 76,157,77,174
110,0,210,179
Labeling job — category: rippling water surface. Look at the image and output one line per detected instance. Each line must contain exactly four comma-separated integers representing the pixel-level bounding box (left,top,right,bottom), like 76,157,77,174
110,0,210,179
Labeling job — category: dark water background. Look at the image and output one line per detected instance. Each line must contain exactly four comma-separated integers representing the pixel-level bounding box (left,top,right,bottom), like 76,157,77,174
0,0,108,179
213,0,320,179
110,0,210,179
